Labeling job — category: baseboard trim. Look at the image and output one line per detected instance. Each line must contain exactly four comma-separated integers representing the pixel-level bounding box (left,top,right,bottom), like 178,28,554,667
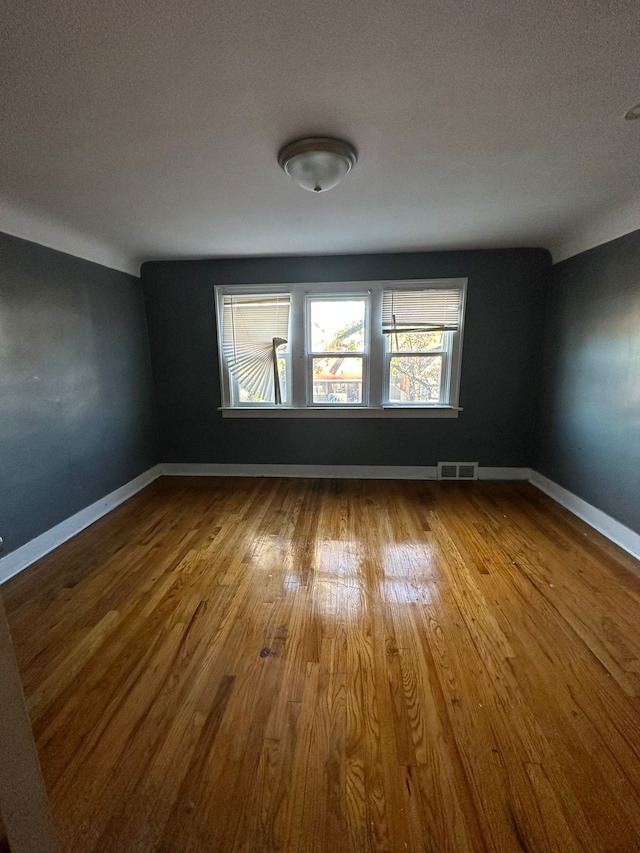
160,462,439,479
160,463,530,481
0,463,527,585
528,469,640,561
0,465,163,586
2,463,636,585
477,467,529,481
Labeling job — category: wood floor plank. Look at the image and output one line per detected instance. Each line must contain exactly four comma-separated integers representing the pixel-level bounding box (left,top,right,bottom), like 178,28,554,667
3,477,640,852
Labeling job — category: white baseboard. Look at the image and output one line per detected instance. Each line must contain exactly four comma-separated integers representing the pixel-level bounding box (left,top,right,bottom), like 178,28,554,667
477,467,529,480
165,463,638,561
0,462,525,587
160,462,439,479
0,465,162,586
160,463,530,481
528,469,640,561
2,463,636,586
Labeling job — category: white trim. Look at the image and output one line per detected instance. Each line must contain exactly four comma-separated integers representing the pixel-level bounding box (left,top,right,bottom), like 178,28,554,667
0,463,525,586
219,406,461,418
215,278,467,413
528,469,640,561
3,464,636,586
478,467,529,480
162,464,640,561
161,463,439,479
0,465,162,586
0,198,138,276
305,292,371,409
160,463,529,480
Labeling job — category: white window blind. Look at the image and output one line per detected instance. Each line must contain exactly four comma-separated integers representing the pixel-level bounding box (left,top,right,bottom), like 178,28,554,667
382,288,463,333
221,293,290,403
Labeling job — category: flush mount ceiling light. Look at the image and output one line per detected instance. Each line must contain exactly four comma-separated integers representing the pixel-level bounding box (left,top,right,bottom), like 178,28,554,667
625,102,640,120
278,136,357,193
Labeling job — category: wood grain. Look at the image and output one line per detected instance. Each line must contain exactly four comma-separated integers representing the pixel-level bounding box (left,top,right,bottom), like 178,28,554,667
3,477,640,852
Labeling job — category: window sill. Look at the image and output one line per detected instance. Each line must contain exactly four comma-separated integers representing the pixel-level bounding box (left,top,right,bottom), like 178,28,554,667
219,406,461,419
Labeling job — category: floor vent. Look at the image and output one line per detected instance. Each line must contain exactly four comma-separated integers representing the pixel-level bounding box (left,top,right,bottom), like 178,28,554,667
437,462,479,481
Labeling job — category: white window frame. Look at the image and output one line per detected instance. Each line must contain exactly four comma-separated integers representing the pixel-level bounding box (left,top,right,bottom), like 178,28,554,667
305,293,370,408
215,286,293,410
215,279,467,418
384,332,451,407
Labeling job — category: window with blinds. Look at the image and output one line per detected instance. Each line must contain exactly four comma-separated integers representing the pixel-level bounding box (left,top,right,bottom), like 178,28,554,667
215,279,466,414
382,286,464,406
221,293,290,404
381,288,463,333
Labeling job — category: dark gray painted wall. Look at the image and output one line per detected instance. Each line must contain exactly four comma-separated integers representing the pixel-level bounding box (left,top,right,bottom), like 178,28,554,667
0,232,158,557
142,249,550,468
535,229,640,535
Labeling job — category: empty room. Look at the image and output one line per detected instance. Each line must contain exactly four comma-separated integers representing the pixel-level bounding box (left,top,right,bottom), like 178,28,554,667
1,0,640,850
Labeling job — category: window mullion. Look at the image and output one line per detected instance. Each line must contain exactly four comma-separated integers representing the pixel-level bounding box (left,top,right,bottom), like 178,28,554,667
369,288,383,407
290,288,306,408
441,351,452,405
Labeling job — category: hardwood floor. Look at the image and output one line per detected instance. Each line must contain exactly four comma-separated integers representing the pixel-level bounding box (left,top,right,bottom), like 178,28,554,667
3,477,640,852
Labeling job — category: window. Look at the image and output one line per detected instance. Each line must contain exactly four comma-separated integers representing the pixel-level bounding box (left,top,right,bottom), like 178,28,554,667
215,279,466,417
307,296,368,406
220,293,290,406
382,287,463,407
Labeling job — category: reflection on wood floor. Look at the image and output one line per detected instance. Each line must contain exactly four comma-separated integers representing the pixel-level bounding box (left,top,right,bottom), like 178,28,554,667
4,477,640,852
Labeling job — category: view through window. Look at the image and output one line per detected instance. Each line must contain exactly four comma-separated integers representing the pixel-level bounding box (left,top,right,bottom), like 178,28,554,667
215,280,466,415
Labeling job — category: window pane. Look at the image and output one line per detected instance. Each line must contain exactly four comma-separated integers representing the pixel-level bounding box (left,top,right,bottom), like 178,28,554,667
387,330,443,352
313,357,363,404
222,293,290,403
310,300,366,352
389,356,442,403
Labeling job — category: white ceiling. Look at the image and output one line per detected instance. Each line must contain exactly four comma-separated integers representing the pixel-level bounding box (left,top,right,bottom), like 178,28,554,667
2,0,639,275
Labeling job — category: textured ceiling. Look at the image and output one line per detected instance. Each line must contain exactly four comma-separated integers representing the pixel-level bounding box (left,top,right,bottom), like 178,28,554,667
1,0,639,274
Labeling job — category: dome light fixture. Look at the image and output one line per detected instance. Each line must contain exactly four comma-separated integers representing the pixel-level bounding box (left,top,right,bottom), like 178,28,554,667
278,136,357,193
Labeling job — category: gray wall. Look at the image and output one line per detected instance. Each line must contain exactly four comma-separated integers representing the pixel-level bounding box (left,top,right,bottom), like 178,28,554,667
0,232,158,557
142,249,550,468
535,229,640,535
